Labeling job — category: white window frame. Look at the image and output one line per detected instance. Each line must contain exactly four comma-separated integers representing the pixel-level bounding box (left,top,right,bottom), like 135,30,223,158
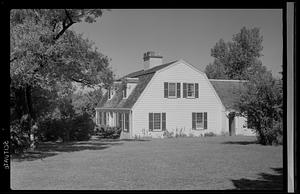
187,83,195,98
108,88,115,100
195,112,204,130
153,113,162,131
122,88,127,99
168,82,177,98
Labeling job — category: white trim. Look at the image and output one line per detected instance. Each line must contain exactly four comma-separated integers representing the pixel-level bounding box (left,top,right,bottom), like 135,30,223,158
95,107,131,111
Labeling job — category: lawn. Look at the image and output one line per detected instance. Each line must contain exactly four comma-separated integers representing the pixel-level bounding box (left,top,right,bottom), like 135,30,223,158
11,136,283,190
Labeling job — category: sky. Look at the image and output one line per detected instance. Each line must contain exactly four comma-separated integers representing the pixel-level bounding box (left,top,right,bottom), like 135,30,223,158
72,9,282,79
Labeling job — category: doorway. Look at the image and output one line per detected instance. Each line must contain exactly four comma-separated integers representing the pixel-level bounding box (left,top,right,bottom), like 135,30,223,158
229,112,236,136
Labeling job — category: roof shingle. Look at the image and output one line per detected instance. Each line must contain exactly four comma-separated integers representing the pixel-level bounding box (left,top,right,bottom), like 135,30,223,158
209,79,247,111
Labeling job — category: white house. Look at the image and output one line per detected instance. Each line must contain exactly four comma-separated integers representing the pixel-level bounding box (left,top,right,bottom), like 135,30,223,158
95,51,255,138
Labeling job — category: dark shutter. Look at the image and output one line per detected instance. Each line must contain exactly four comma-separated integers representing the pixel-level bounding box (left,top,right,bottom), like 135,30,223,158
177,83,181,98
149,113,153,131
192,112,196,130
162,113,166,131
195,83,199,98
204,112,207,129
183,83,187,98
164,82,168,98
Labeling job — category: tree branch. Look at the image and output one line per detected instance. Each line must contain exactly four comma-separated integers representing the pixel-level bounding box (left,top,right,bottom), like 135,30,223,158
54,10,75,40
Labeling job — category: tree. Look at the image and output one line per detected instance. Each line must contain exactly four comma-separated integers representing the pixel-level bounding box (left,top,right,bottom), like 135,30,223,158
238,69,283,145
72,88,103,118
10,9,113,152
205,27,263,80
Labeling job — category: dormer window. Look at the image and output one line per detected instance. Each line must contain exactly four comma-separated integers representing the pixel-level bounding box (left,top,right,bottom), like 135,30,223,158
108,88,115,100
123,86,127,99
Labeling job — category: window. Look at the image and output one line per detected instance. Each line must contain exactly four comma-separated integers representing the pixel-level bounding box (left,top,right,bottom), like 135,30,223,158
196,113,203,129
187,83,195,97
149,112,166,131
118,112,129,132
183,83,199,98
103,112,107,126
124,113,129,132
164,82,181,98
168,83,176,97
97,111,102,125
192,112,207,130
153,113,161,130
123,87,127,99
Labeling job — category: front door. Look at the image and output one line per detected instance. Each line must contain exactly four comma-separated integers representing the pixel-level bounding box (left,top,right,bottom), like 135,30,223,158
229,112,236,136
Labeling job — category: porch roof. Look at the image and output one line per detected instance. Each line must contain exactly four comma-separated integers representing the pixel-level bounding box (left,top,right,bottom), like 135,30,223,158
209,79,247,111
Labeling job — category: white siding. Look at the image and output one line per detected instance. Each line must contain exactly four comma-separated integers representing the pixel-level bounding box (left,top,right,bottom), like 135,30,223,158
132,61,224,137
235,116,256,136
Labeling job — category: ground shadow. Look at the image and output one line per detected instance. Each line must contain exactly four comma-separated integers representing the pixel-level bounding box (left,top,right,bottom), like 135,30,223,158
222,140,258,145
230,167,283,190
12,139,124,162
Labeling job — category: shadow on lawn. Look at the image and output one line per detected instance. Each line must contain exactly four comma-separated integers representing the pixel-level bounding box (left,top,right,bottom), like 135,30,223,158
222,140,258,145
12,139,124,162
230,167,283,190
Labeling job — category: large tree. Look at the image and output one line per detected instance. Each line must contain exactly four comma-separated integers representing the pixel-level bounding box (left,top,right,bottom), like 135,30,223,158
238,69,283,145
205,27,263,80
10,9,113,151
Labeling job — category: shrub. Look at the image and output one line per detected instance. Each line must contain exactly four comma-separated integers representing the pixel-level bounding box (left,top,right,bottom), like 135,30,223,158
10,120,31,155
204,132,216,137
99,126,122,139
188,133,195,137
70,113,95,141
221,131,229,136
38,113,95,142
163,130,174,138
257,120,282,145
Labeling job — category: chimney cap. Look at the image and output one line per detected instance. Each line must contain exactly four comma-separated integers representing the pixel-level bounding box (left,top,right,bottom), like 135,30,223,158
143,51,163,61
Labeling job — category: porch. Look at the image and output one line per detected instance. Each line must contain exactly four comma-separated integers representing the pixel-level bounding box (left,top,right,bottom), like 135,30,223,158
95,108,132,138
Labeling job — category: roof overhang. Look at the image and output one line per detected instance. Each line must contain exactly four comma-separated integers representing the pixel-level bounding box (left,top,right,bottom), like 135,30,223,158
95,107,131,112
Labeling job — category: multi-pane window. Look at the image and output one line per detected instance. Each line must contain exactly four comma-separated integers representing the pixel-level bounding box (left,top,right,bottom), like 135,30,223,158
118,112,129,132
196,112,203,129
149,112,166,131
164,82,180,98
153,113,161,130
123,87,127,99
168,83,176,97
187,83,195,97
183,83,199,98
192,112,207,130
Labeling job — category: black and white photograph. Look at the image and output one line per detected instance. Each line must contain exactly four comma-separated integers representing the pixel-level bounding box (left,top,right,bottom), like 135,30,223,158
5,4,296,191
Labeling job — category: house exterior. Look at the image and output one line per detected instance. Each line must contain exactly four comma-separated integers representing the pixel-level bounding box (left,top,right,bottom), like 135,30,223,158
95,51,255,138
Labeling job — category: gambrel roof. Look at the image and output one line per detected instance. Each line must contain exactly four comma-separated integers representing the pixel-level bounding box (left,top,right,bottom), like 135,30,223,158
96,61,177,109
96,60,247,111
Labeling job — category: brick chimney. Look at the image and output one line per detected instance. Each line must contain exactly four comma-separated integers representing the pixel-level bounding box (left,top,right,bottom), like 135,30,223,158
143,51,163,70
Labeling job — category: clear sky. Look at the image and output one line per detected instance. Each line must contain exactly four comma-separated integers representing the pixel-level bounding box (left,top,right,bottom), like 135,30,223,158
72,9,282,79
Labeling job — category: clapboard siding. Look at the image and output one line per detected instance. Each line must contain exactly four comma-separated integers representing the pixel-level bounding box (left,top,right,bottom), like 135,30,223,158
132,61,224,137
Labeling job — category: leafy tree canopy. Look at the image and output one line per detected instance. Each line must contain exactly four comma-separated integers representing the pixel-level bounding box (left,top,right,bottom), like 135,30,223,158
205,27,264,80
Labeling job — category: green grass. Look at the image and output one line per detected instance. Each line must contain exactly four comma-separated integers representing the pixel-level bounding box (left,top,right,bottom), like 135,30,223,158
11,136,283,190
